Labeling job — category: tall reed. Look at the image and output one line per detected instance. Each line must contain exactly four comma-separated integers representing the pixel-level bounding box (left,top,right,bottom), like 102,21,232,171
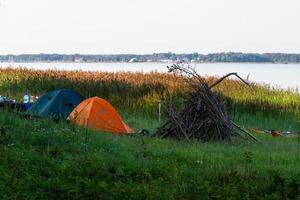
0,67,299,119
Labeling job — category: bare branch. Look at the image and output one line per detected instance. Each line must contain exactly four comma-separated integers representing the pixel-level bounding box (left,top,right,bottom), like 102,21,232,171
209,72,250,89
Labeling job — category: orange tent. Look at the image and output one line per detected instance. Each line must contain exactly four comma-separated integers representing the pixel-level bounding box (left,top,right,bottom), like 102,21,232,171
68,97,134,134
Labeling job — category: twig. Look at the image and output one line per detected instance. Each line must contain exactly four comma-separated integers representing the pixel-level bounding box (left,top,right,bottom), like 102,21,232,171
168,106,190,141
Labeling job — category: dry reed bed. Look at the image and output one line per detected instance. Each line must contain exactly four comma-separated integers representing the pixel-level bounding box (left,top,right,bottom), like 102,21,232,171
0,67,299,117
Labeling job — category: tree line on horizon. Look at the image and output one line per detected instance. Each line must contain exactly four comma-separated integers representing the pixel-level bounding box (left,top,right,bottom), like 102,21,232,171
0,52,300,63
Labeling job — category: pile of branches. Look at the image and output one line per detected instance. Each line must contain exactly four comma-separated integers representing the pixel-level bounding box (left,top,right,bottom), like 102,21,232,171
156,64,256,142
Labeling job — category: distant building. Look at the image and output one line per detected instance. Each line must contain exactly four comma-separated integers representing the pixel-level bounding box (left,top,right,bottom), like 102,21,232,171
8,55,14,62
129,58,138,63
160,59,173,63
182,57,190,63
74,57,83,62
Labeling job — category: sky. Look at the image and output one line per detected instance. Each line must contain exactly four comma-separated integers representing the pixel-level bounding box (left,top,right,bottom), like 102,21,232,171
0,0,299,54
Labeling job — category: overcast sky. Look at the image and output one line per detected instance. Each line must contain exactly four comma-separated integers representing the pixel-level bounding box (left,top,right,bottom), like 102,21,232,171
0,0,299,54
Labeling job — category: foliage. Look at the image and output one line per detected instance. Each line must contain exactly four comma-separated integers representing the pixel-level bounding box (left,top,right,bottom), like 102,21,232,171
1,52,300,63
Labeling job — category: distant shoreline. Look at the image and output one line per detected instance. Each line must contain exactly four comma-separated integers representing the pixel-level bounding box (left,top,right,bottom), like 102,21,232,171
1,52,300,63
0,61,299,64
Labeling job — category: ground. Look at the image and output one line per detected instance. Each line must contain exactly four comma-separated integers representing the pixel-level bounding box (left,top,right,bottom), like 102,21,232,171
0,110,300,199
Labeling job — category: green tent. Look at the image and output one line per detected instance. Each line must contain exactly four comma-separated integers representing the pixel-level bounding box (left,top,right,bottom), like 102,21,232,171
26,89,84,119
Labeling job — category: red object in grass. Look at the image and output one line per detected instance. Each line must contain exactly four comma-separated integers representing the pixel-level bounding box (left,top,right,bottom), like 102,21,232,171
271,130,280,137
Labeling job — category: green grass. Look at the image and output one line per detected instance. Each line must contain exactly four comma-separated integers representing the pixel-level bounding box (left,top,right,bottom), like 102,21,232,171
230,110,300,132
0,110,300,199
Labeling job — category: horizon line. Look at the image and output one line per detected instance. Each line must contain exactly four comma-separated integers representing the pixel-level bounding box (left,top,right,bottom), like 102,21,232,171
1,52,300,56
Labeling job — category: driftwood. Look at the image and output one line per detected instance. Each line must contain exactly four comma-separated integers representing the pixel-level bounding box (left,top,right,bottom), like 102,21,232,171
209,72,250,89
156,64,257,142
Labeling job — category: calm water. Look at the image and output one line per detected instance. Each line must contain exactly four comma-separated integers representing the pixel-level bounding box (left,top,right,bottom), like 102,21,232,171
1,62,299,90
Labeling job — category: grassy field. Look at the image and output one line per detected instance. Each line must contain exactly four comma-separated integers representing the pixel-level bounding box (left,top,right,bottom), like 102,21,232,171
0,110,300,199
0,68,300,199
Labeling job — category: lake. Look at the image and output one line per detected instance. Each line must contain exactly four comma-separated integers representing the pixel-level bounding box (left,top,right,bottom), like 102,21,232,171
0,62,299,90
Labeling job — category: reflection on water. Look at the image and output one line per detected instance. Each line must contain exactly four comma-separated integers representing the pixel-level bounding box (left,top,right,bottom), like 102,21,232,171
0,62,299,90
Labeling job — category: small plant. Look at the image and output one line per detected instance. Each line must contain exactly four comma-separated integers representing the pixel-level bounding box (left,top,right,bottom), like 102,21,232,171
243,151,254,164
0,126,11,145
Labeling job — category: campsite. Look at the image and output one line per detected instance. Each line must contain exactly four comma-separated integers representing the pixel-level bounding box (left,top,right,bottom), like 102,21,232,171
1,0,300,198
0,67,300,199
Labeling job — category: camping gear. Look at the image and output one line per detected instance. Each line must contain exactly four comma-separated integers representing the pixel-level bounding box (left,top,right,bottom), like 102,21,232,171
22,91,32,111
271,130,281,137
26,89,84,119
0,95,21,110
68,97,133,134
0,95,5,103
248,127,267,134
21,103,32,111
23,91,30,104
0,100,22,110
248,127,298,138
